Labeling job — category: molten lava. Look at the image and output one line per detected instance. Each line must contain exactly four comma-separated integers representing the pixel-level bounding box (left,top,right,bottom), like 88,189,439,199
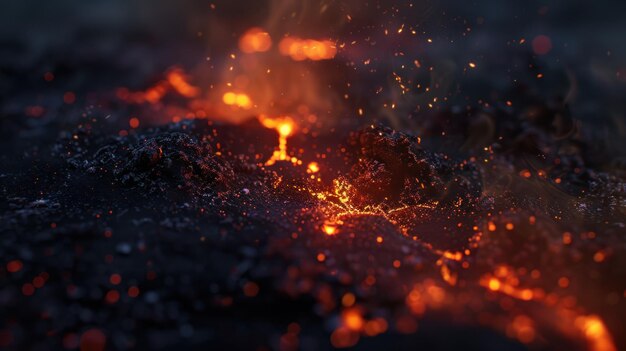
258,115,300,166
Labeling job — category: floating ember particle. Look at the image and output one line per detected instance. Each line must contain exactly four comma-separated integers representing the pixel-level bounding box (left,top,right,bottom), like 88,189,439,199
341,293,356,307
532,35,553,55
128,286,140,298
129,117,140,129
222,92,252,109
105,290,120,304
330,326,359,348
279,37,337,61
239,28,272,53
243,282,259,297
22,283,35,296
6,260,22,273
307,162,320,173
109,274,121,285
63,92,76,104
342,309,364,331
80,329,106,351
322,223,338,235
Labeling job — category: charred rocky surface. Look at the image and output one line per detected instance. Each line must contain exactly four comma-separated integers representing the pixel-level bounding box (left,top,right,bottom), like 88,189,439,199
346,125,482,208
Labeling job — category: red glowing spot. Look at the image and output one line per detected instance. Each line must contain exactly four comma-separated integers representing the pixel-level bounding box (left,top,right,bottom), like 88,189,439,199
129,117,140,129
128,286,140,298
532,35,552,55
80,328,106,351
25,105,45,117
6,260,23,273
63,92,76,104
109,274,121,285
44,72,54,82
243,282,259,297
105,290,120,304
22,283,35,296
317,253,326,262
33,276,45,288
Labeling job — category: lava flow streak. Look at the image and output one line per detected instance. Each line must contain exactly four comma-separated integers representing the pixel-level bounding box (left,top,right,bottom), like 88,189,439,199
258,115,301,166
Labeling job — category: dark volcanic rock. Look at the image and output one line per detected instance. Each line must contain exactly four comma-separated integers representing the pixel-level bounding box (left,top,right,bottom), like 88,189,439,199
346,125,482,207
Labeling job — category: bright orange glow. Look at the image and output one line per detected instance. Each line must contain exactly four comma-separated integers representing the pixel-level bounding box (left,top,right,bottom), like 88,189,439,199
239,28,272,53
342,309,364,331
307,162,320,173
118,67,197,105
258,115,300,166
129,117,140,129
166,68,199,97
575,315,617,351
279,37,337,61
323,223,337,236
222,92,252,109
488,278,501,291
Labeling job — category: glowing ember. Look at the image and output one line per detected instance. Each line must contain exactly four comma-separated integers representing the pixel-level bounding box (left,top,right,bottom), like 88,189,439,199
306,162,320,174
117,66,198,105
576,316,616,351
322,223,338,235
222,92,253,109
239,28,272,53
166,68,199,98
258,115,300,166
278,37,337,61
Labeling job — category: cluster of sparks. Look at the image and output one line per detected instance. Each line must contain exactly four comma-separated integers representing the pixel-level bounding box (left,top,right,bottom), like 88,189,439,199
107,22,619,351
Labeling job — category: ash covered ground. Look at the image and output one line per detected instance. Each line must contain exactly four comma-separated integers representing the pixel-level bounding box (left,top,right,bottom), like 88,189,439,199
1,1,626,351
